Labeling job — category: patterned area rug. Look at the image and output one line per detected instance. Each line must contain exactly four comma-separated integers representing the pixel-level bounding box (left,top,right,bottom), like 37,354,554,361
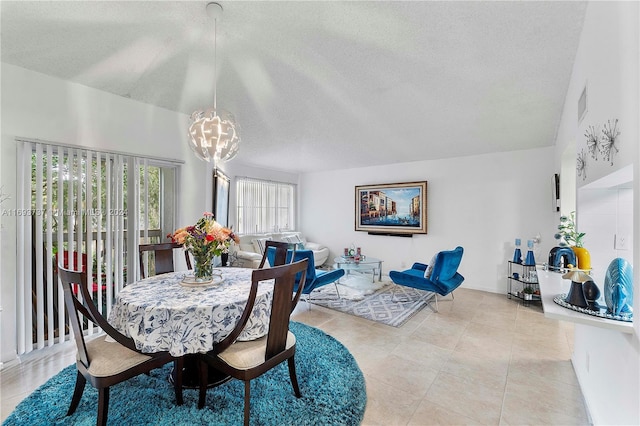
310,276,435,327
2,322,366,426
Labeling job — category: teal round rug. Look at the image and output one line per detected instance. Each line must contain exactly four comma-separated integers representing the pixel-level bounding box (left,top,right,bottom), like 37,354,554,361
3,322,366,426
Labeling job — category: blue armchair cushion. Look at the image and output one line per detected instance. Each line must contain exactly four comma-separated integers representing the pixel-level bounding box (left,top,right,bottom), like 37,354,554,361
266,248,345,295
431,248,463,282
389,246,464,296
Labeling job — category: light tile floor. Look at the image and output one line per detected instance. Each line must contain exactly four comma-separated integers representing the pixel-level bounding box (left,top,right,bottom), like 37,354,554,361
0,287,590,425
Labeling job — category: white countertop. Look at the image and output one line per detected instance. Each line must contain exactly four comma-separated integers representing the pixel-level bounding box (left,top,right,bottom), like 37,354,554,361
537,268,634,334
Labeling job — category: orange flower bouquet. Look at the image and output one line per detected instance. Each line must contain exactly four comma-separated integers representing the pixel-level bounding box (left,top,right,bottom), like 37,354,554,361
169,212,239,280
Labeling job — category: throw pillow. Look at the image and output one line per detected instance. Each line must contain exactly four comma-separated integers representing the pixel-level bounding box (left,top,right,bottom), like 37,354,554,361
285,234,302,244
252,238,270,255
424,253,438,279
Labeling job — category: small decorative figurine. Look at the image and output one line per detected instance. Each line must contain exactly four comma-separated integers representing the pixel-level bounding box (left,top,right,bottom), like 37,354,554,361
562,268,592,309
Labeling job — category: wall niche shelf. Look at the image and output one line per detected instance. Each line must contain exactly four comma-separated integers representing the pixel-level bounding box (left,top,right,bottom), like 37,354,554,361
537,268,634,334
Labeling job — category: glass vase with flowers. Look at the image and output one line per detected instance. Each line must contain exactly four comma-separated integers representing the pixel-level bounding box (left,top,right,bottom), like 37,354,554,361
169,212,239,282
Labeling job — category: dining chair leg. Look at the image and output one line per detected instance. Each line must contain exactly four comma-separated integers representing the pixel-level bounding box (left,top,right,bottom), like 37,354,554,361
97,387,110,426
66,371,86,416
197,359,208,409
173,358,184,405
243,380,251,426
287,356,302,398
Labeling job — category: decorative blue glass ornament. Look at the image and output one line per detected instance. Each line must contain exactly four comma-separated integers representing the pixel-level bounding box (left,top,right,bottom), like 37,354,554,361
524,251,536,266
512,238,522,264
604,258,633,317
524,240,536,266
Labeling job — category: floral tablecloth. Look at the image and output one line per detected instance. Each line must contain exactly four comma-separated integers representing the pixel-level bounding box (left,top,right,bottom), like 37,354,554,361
108,268,272,357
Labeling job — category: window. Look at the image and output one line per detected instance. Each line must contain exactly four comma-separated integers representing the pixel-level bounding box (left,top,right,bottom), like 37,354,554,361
16,140,180,354
236,177,296,234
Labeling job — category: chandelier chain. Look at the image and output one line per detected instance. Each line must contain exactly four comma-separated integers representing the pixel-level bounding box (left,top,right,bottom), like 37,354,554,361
187,2,240,164
213,16,217,112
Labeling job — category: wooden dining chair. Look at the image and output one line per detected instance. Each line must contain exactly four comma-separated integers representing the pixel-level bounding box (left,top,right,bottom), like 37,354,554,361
58,266,183,426
138,242,192,279
197,259,308,426
258,240,293,269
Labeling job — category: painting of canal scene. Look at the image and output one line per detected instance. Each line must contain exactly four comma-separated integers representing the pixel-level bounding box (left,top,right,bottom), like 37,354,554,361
355,181,427,235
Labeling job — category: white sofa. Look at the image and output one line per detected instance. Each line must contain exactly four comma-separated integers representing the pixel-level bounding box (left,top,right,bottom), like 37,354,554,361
231,231,330,269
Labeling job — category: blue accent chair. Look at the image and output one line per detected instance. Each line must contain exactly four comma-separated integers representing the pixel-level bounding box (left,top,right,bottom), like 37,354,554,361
267,248,345,297
389,246,464,312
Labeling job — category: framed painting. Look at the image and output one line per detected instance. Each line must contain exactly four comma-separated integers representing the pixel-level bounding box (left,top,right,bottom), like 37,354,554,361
213,168,230,227
355,181,427,235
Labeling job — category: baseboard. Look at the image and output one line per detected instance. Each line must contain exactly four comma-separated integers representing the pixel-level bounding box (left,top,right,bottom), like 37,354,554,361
570,356,594,425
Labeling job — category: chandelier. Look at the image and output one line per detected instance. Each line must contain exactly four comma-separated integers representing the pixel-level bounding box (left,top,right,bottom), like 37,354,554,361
188,2,240,164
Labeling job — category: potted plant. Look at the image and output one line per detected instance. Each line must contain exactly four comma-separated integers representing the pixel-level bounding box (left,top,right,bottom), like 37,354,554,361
554,211,590,270
523,286,535,300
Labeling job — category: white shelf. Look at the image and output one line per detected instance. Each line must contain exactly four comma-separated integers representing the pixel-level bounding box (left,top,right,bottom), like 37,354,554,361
537,268,634,334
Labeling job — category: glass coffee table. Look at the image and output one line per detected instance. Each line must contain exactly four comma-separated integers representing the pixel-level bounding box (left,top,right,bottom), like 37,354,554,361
333,256,383,282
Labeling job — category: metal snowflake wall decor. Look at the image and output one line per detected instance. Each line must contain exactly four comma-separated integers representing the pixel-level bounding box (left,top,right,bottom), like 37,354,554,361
584,125,599,160
576,148,587,181
580,118,621,177
599,119,620,165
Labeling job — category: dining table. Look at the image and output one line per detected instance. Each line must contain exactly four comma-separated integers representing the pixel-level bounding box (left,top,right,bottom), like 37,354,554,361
108,267,274,387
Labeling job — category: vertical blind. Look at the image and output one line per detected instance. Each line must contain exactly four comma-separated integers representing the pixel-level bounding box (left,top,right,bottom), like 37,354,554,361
16,139,180,355
236,177,296,234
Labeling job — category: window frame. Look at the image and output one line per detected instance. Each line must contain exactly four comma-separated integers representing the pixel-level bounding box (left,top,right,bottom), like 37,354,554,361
235,177,297,234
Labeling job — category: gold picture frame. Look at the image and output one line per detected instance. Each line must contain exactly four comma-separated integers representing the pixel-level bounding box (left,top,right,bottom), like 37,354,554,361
355,181,427,235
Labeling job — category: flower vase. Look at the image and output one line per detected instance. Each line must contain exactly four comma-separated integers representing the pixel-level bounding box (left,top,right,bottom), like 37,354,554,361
571,246,591,271
193,254,214,281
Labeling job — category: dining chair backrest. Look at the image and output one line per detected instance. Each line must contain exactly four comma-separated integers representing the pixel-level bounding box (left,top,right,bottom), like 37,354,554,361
58,266,138,364
56,251,88,272
58,265,182,425
271,249,345,296
258,240,292,269
214,259,308,356
197,259,308,424
269,249,317,285
139,242,192,279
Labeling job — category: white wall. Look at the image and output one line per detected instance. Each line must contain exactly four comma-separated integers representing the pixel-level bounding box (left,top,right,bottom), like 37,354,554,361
579,184,633,286
553,2,639,424
300,147,556,295
0,64,210,364
555,4,637,188
575,181,637,425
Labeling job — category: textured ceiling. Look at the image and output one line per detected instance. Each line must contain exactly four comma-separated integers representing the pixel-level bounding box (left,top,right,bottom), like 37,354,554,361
1,1,587,173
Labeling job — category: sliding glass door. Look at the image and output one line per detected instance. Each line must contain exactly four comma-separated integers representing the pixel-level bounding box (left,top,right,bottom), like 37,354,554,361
16,140,180,354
